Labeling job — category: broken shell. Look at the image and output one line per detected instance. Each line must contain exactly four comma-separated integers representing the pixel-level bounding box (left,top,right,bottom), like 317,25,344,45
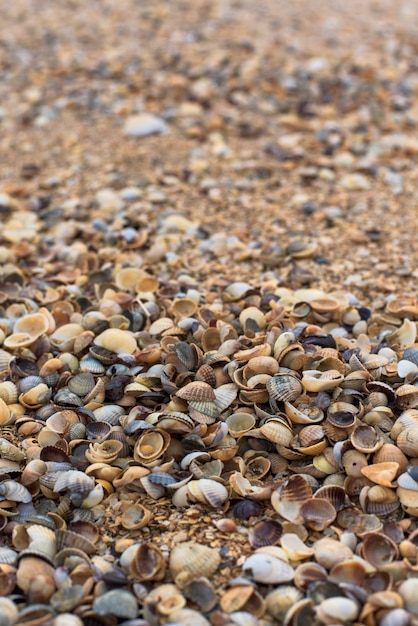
121,504,152,530
129,543,166,582
361,462,399,487
220,585,265,618
266,586,304,621
133,429,171,464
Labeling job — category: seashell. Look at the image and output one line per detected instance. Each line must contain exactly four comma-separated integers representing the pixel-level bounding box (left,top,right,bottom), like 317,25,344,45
133,429,171,464
280,533,314,560
170,298,198,319
49,323,84,352
395,384,418,409
398,578,418,615
55,529,96,555
233,499,262,520
242,553,294,584
248,518,283,548
314,537,354,570
293,562,328,591
85,439,123,464
170,542,220,585
20,459,47,486
351,424,383,453
0,398,12,426
301,369,344,392
266,586,304,621
94,328,137,355
337,507,382,536
300,498,336,531
0,480,32,503
316,597,359,624
176,381,216,402
0,438,25,461
0,382,18,404
220,585,265,618
359,532,398,568
53,470,94,495
189,478,229,508
16,555,56,593
386,318,417,349
162,608,210,626
361,462,399,487
0,598,18,624
182,576,217,613
19,383,52,409
129,543,166,582
267,373,303,402
93,404,125,425
121,504,152,530
397,428,418,456
260,417,293,446
271,475,312,523
93,589,138,619
284,399,324,425
67,372,96,397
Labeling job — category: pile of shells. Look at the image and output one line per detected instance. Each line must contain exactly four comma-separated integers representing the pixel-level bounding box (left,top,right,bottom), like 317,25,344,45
1,279,418,625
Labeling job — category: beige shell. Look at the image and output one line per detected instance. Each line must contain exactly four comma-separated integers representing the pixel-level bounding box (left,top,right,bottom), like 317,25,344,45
225,412,256,437
260,417,293,446
397,428,418,456
0,382,18,405
316,597,359,624
0,438,25,461
49,323,84,352
395,384,418,410
351,424,383,453
133,429,171,464
170,542,221,584
301,369,344,392
361,462,399,487
120,504,152,530
220,585,266,618
94,328,137,354
187,478,229,508
314,537,353,569
284,399,324,425
0,398,12,427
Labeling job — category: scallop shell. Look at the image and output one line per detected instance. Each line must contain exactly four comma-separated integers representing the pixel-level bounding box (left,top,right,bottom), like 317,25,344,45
53,470,94,495
170,542,221,584
397,428,418,457
55,529,96,555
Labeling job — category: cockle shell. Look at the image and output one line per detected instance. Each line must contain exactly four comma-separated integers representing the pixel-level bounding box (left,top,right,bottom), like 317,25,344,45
129,542,166,581
271,475,312,523
169,542,220,584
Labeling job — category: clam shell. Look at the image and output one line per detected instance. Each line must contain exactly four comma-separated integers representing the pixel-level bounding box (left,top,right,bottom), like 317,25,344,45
0,382,18,405
0,480,32,503
121,504,152,530
359,532,398,568
93,589,138,619
220,585,265,618
351,424,383,453
53,470,94,495
260,417,293,446
55,529,96,555
170,542,220,584
49,323,84,352
316,597,359,624
242,553,294,584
